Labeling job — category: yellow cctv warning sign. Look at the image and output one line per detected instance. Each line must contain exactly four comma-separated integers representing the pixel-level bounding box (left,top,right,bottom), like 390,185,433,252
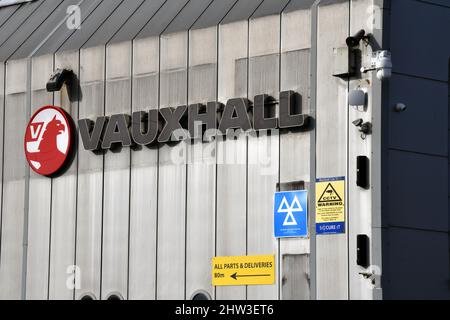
316,177,345,235
212,255,275,286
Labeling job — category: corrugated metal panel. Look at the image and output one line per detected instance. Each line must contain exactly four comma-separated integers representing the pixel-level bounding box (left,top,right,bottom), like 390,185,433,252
109,0,166,43
57,0,123,52
0,0,326,59
220,0,264,24
10,0,82,60
0,0,42,52
251,0,290,18
284,0,316,12
163,0,213,34
135,0,189,39
191,0,238,30
0,0,64,61
32,0,102,56
83,0,145,48
0,4,20,28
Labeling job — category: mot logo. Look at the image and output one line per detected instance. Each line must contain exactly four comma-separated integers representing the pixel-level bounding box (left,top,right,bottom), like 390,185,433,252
24,106,75,177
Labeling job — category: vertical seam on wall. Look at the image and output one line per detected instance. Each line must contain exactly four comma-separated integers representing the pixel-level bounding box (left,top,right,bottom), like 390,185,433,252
47,54,57,300
155,35,161,301
245,16,250,302
73,50,81,301
22,58,32,300
99,44,107,300
277,7,283,302
347,0,351,300
126,42,134,300
310,0,322,300
184,30,190,301
213,23,219,301
0,62,5,275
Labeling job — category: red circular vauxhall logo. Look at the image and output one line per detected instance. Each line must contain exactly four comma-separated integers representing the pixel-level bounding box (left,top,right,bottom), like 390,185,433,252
24,106,74,177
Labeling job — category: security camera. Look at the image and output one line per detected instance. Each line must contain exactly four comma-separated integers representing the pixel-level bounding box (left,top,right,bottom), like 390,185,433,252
346,29,366,48
360,50,392,81
353,118,372,136
394,103,407,112
47,68,73,92
375,51,392,80
352,119,364,127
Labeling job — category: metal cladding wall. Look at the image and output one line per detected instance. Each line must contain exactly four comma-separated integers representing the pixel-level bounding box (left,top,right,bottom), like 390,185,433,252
0,0,391,300
382,0,450,299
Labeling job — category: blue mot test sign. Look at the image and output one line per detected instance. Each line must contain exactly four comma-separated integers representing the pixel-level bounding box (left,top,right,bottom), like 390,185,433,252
274,190,308,238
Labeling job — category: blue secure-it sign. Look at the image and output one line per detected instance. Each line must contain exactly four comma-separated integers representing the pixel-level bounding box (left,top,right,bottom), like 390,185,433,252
274,190,308,238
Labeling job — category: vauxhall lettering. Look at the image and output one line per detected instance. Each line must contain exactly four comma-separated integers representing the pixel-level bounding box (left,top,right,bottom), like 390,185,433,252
78,91,310,152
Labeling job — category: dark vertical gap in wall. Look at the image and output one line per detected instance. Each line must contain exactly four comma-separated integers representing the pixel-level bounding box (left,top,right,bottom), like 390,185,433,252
245,17,250,301
448,57,450,289
309,0,321,300
126,42,134,300
155,35,162,301
99,44,107,300
0,62,5,270
73,50,81,301
47,54,56,300
213,24,219,301
184,30,190,301
277,10,282,302
346,0,352,300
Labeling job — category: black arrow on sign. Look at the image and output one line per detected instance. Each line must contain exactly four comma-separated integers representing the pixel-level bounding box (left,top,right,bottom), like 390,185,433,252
230,273,271,280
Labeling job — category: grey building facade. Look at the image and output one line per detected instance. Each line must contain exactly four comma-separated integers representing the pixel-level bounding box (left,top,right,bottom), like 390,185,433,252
0,0,449,300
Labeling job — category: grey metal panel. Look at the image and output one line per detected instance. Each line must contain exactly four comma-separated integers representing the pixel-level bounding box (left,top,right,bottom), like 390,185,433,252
389,74,448,157
0,59,28,299
315,1,349,300
387,150,448,232
135,0,189,39
101,41,131,300
279,4,312,300
75,46,105,300
390,0,450,82
157,31,187,300
247,14,280,300
185,26,217,300
220,0,263,24
383,227,450,299
34,0,103,56
128,37,159,300
57,0,123,53
251,0,290,18
11,0,82,60
0,4,20,28
191,0,237,30
284,0,315,12
216,20,248,300
83,0,145,48
163,0,213,34
281,254,310,300
109,0,166,44
348,0,379,300
25,54,53,300
0,0,64,61
48,51,79,300
0,0,42,53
